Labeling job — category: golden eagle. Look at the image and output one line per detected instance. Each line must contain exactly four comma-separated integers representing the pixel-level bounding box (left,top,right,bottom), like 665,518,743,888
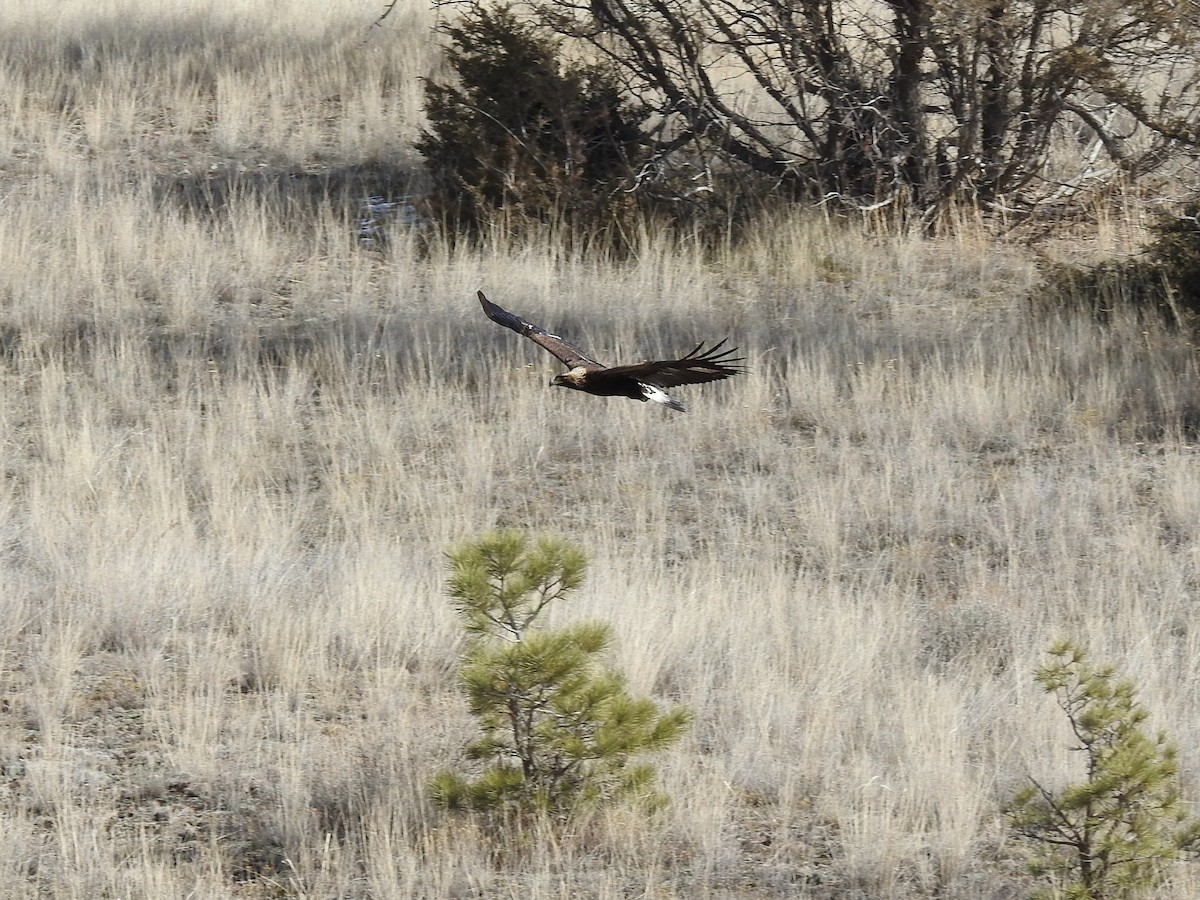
477,291,745,412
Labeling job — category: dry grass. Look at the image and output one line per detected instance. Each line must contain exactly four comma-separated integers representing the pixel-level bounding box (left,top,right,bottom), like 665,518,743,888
2,1,1200,897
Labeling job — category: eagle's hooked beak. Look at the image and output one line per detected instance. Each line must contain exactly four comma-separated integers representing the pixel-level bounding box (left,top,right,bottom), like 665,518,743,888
550,374,565,388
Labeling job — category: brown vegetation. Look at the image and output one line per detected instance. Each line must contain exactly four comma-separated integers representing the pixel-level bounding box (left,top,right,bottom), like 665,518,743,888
0,1,1199,897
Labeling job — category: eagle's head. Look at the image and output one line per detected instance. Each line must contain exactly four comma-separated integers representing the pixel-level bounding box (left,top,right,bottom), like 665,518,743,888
551,368,588,389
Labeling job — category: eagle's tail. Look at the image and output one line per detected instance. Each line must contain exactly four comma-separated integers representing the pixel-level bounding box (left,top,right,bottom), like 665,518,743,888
641,384,686,412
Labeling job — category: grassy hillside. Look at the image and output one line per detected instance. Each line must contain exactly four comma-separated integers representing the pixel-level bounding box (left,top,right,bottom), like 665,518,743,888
2,1,1200,897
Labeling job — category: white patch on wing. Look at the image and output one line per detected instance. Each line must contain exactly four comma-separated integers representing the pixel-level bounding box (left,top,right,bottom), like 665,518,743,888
641,383,686,412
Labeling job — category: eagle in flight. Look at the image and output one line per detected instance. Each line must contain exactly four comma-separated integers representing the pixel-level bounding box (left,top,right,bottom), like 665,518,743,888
477,291,745,412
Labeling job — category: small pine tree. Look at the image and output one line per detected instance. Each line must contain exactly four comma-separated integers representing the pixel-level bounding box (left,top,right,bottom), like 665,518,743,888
432,530,692,818
1033,207,1200,330
1007,640,1200,899
1145,204,1200,322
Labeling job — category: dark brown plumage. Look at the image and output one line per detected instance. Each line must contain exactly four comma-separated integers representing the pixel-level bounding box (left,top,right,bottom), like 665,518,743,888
477,291,745,412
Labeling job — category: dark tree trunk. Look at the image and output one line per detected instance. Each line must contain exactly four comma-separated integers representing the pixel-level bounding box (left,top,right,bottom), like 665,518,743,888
891,0,930,204
979,1,1011,201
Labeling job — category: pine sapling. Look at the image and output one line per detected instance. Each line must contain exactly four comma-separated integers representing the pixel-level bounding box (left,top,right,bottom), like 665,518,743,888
1007,640,1200,899
432,530,692,819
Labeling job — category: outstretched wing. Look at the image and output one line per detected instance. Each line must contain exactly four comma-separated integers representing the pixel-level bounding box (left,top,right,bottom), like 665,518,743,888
601,340,747,388
477,291,604,369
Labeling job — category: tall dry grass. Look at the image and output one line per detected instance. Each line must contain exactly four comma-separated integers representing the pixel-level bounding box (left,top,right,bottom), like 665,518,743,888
1,1,1200,897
